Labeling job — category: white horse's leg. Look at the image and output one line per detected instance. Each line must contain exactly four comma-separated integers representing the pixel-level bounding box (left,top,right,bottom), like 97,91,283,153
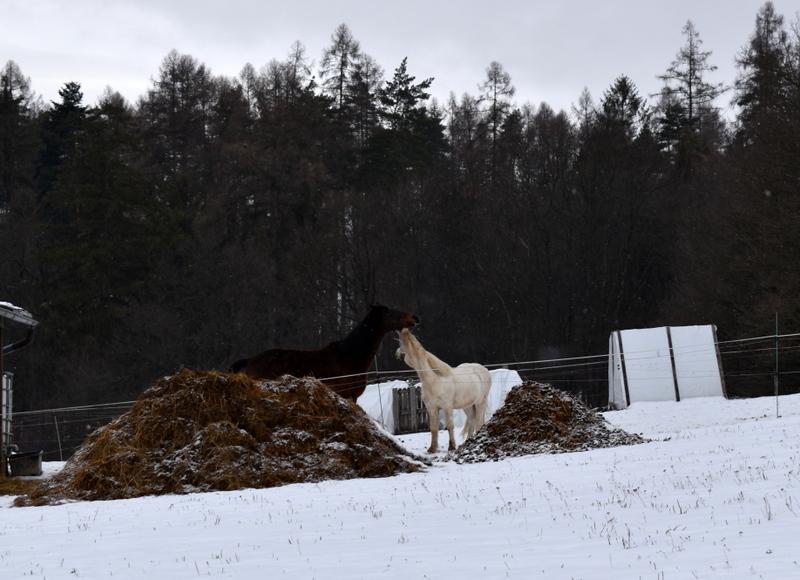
427,405,439,453
445,408,456,451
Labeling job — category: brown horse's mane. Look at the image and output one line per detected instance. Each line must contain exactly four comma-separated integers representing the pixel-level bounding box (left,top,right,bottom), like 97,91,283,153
335,307,390,360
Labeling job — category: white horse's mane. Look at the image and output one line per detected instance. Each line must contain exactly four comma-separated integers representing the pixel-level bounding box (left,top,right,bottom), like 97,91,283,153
422,349,452,377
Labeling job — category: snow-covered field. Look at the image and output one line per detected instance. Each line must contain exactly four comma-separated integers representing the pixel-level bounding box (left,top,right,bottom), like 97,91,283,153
2,393,799,579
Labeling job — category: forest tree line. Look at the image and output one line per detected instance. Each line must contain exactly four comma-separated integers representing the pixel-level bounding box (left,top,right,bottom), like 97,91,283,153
1,3,799,410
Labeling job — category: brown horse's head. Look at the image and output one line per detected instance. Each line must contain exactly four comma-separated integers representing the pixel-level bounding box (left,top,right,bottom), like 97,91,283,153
370,302,419,331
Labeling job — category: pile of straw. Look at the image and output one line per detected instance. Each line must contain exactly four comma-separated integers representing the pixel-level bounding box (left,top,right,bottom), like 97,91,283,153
454,381,647,463
15,370,425,506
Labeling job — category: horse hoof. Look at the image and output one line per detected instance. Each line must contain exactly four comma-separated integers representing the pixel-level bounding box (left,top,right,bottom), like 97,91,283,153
427,447,437,453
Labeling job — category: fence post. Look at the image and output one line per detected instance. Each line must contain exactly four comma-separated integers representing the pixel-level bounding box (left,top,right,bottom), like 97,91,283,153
54,417,63,461
775,313,780,418
392,388,400,435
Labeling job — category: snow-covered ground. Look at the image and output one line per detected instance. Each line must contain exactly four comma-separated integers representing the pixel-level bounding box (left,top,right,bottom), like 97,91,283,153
2,393,799,579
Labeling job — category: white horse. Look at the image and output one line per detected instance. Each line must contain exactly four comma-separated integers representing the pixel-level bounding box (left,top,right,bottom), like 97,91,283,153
396,329,492,453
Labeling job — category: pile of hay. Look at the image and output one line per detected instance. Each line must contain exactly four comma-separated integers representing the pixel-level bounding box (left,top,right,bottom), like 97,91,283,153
454,381,647,463
15,370,425,506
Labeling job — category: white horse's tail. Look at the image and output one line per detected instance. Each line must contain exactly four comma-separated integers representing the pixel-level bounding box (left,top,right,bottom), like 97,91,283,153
460,409,472,439
475,390,490,428
460,400,488,439
461,369,492,440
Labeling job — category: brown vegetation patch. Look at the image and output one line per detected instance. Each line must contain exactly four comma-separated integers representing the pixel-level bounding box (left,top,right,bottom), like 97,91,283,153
454,381,647,463
14,370,425,506
0,477,40,497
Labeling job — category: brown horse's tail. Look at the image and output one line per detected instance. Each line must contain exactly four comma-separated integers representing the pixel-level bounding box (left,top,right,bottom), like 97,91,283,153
229,358,249,374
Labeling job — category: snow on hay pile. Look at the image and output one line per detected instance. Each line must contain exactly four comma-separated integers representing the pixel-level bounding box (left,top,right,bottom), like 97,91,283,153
15,370,426,506
454,381,647,463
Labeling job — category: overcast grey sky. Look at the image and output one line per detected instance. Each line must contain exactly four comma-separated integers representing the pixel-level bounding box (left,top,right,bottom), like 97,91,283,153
4,0,797,116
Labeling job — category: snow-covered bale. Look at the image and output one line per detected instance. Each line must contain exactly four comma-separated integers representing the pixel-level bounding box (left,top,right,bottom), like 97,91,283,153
454,381,647,463
15,370,426,506
358,379,406,433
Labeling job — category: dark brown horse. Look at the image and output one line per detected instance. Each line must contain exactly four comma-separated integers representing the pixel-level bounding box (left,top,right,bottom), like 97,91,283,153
229,303,419,401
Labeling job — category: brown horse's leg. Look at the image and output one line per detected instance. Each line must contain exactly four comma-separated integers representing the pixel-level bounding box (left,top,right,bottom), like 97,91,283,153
445,409,456,451
427,405,439,453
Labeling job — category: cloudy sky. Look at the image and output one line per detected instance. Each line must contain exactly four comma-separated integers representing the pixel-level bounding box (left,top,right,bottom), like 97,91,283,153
4,0,795,116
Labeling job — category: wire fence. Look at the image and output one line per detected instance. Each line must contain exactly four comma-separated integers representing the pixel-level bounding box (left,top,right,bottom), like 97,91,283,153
8,331,800,462
11,401,135,462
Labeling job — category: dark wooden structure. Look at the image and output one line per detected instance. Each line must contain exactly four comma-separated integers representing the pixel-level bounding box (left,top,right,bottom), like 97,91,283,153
392,385,430,435
0,303,38,477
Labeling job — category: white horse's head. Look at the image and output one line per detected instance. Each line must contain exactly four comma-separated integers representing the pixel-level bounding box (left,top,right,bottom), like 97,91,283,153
396,329,450,377
395,328,419,365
